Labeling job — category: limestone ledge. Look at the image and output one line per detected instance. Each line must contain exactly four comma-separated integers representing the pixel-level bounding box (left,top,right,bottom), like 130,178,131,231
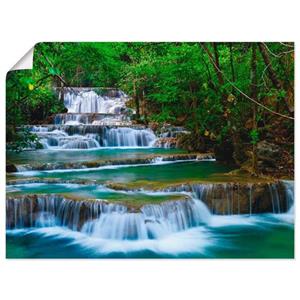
8,152,215,172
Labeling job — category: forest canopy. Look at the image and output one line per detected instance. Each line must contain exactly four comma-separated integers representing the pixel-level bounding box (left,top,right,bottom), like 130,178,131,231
6,42,294,175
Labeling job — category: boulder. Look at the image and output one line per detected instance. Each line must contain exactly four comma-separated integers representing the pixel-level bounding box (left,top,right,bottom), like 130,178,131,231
6,163,17,173
257,140,281,167
154,137,177,148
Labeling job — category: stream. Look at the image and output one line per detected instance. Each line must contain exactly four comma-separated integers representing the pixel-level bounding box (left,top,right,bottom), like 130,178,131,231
6,88,294,258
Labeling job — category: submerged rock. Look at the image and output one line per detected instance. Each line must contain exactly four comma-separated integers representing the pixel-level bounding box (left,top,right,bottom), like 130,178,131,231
13,153,213,172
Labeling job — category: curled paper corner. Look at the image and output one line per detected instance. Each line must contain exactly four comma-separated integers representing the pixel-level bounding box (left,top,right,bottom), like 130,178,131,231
10,47,34,71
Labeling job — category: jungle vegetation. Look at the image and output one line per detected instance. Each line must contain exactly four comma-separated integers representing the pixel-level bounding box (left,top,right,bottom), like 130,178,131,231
6,42,294,175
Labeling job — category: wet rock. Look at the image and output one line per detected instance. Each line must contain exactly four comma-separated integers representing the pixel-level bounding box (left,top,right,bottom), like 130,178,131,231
6,163,17,173
154,137,177,148
14,153,207,172
6,194,126,231
158,125,189,138
161,181,289,215
196,153,215,160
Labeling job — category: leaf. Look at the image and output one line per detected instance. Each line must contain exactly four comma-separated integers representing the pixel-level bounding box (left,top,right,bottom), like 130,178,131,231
49,67,59,75
250,129,259,144
227,94,235,103
28,83,34,91
210,132,216,140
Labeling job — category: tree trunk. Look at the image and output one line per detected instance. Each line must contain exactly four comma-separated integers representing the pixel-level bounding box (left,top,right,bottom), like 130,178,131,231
141,89,148,123
200,54,217,91
200,43,226,104
212,43,225,86
250,43,258,174
258,43,293,113
189,82,199,133
258,43,282,89
229,43,236,82
133,81,140,119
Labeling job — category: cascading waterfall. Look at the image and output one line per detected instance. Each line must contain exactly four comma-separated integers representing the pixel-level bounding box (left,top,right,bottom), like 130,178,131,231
7,195,210,240
63,89,129,114
32,129,100,149
31,126,156,149
54,113,128,125
103,127,156,147
27,88,158,149
6,195,126,230
54,114,90,125
161,181,292,215
282,180,294,213
6,181,294,241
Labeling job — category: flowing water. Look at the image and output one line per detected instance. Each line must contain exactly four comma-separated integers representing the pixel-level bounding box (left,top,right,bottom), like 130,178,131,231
6,88,294,258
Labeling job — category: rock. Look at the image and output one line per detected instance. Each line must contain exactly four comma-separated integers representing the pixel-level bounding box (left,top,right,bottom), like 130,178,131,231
163,181,289,215
257,140,281,167
154,137,177,148
214,139,234,163
6,194,114,230
148,122,159,132
176,133,206,152
158,125,189,138
6,163,17,173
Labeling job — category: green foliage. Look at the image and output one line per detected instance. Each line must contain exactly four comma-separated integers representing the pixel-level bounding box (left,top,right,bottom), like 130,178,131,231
6,127,42,153
6,42,294,155
250,129,259,145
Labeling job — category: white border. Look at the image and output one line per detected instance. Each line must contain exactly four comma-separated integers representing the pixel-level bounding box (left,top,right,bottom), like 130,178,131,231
0,1,299,300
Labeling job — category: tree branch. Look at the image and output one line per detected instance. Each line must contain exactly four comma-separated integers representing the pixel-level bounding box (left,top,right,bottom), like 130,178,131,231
202,43,294,120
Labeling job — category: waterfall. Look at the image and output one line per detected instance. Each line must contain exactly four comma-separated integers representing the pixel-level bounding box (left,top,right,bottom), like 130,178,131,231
54,114,90,125
268,183,281,213
33,129,101,149
7,195,210,240
64,89,128,114
23,88,162,149
54,113,128,125
31,126,156,149
282,180,294,213
161,181,293,215
82,199,210,240
6,195,126,230
6,181,294,243
103,127,156,147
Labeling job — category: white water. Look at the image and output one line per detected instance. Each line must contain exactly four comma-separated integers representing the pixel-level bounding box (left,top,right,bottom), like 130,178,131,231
31,126,156,149
54,113,129,126
7,194,210,241
7,180,294,238
81,199,210,240
6,180,294,256
27,88,158,149
102,127,156,147
64,90,129,114
282,180,294,212
7,225,214,256
14,159,197,176
36,130,101,149
6,200,293,257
